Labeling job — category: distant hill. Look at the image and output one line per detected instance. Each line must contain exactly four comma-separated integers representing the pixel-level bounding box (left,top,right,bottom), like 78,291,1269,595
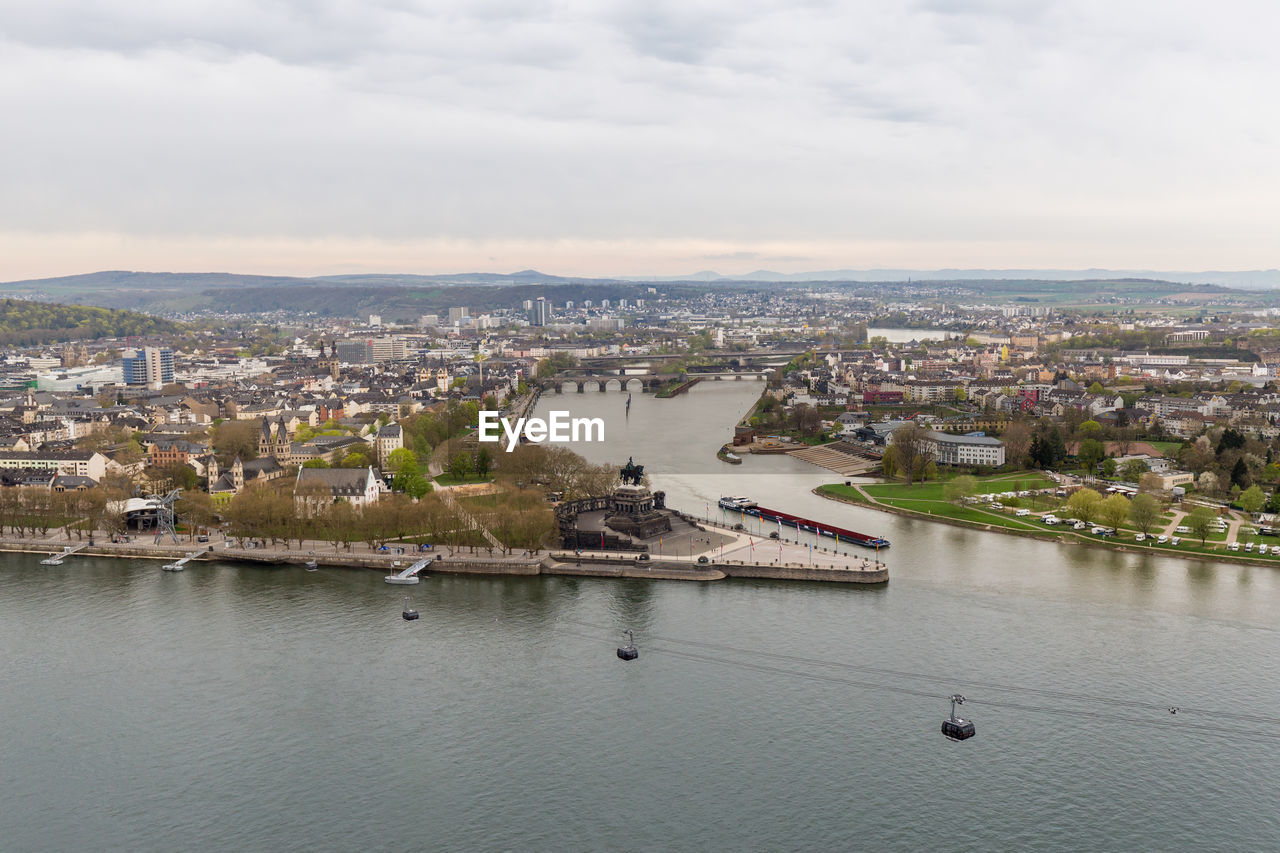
620,268,1280,288
4,267,1280,318
0,298,179,346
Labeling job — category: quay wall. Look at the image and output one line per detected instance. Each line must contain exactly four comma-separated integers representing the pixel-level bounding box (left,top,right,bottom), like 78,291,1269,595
0,539,887,584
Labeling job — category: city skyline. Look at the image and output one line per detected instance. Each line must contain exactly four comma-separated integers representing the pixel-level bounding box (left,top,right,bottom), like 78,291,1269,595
3,1,1277,279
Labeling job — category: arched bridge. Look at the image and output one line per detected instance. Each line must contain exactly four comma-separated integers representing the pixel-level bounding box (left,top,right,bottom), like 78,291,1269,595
545,369,771,394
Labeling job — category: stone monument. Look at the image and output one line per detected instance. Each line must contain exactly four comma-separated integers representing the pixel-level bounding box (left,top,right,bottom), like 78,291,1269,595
605,457,672,539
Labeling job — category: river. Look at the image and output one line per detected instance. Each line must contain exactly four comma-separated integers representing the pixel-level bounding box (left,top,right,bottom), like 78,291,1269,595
2,381,1278,851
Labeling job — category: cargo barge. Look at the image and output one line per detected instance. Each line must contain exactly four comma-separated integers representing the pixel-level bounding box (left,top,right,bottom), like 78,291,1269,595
719,496,890,549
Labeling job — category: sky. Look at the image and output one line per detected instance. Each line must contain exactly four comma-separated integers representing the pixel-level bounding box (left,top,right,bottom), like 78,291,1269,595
2,0,1278,280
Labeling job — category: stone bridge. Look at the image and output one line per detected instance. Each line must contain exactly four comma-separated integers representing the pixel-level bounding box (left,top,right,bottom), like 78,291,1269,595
545,370,770,393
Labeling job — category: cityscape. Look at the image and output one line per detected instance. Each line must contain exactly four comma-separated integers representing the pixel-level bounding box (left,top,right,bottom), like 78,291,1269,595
4,1,1280,851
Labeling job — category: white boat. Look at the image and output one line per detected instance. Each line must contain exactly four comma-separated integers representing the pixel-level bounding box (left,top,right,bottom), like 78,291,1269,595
305,560,319,571
384,574,420,585
162,562,185,572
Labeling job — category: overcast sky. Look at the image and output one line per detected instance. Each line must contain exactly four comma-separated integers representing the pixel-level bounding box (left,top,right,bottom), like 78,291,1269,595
2,0,1277,279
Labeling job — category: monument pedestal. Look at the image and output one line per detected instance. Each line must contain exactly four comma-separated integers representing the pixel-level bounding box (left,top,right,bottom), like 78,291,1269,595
605,484,672,539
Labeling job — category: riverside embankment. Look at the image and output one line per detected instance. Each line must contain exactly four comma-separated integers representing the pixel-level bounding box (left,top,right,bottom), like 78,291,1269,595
0,534,886,584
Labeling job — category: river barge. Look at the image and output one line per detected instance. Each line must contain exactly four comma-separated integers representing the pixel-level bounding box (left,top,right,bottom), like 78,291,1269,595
719,496,890,549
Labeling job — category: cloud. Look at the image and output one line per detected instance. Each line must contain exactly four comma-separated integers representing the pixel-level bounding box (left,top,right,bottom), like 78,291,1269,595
1,0,1278,276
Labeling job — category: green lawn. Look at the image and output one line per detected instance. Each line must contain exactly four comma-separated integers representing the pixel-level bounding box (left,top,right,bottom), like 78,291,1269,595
433,474,495,487
1146,441,1185,456
862,472,1055,501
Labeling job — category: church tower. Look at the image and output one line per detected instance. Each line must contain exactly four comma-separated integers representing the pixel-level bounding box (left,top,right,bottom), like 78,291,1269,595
274,416,290,461
231,456,244,491
258,417,273,458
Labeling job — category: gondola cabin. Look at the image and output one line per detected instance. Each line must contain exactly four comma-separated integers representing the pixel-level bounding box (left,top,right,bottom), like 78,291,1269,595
942,693,975,741
617,629,638,661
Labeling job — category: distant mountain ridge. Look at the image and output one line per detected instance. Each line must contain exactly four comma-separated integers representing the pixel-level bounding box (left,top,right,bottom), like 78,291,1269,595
617,268,1280,288
7,267,1280,291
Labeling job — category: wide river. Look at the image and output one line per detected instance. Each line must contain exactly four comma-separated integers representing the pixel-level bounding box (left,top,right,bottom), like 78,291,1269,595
4,382,1280,851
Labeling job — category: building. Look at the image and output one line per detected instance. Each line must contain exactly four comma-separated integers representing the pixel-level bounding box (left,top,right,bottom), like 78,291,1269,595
122,347,175,389
448,306,470,323
921,431,1006,467
374,421,403,467
528,297,549,327
294,466,383,513
0,450,108,480
335,339,376,364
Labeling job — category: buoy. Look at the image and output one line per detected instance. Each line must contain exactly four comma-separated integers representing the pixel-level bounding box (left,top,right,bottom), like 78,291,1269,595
402,596,419,621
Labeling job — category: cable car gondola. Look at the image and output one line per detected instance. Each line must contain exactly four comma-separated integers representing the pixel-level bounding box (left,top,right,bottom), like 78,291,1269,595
617,629,638,661
942,694,975,741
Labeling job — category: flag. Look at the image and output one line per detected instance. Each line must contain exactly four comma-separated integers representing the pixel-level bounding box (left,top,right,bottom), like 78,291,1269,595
600,531,604,547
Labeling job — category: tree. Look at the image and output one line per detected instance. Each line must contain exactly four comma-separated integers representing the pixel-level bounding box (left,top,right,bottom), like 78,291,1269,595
1186,505,1216,545
1066,488,1103,524
944,475,979,503
880,445,898,479
1119,459,1150,482
1078,438,1106,472
211,419,260,464
1100,493,1130,530
1240,484,1266,515
1101,458,1117,478
1129,493,1161,535
474,446,493,479
1231,456,1251,489
890,422,933,487
339,448,371,469
385,447,418,476
1198,471,1221,497
448,452,473,481
995,422,1028,469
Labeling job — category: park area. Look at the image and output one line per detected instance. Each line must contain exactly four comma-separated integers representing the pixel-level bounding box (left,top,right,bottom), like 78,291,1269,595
819,472,1280,563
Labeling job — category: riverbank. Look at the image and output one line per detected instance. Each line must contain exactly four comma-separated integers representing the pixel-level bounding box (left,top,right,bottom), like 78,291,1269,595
814,484,1280,570
0,531,887,585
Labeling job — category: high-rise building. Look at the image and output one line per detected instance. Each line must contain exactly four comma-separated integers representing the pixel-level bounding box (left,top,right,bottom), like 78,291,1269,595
336,339,376,364
528,296,549,326
448,306,470,323
369,314,382,327
418,314,439,329
121,347,175,389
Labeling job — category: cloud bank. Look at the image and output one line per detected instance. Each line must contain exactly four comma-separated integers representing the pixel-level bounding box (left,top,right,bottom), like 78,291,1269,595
2,0,1277,277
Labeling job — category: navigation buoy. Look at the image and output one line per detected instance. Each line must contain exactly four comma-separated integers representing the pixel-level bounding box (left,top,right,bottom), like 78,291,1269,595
402,596,419,621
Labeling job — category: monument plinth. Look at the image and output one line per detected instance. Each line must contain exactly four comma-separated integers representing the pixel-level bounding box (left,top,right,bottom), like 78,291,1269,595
604,458,672,539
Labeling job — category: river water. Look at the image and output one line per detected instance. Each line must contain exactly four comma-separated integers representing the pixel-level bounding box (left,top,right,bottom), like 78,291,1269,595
4,382,1280,851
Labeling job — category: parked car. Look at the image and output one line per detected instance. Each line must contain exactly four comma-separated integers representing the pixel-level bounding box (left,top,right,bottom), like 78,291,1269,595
1229,542,1240,551
1157,535,1168,543
1015,509,1030,517
990,502,1004,510
1175,525,1190,534
1135,533,1146,542
1171,537,1181,545
1074,521,1087,530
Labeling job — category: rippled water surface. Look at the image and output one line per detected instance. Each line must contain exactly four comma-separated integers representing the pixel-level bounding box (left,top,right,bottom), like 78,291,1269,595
3,383,1279,851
